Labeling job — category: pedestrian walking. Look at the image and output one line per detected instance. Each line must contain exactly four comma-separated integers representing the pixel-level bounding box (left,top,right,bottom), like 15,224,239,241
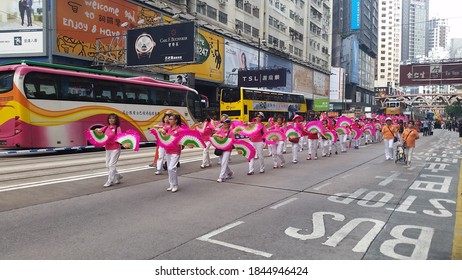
381,117,398,160
213,119,234,182
401,120,419,167
248,112,266,175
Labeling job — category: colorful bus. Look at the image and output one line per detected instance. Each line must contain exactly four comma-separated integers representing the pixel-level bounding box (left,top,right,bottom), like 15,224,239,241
220,87,307,122
385,100,407,115
0,61,204,149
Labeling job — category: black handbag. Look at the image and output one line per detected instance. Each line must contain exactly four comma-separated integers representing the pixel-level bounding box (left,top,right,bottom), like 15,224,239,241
393,136,398,143
214,149,223,156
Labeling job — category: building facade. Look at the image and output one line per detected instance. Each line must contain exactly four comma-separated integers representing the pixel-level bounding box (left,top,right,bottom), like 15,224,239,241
331,0,379,114
401,0,429,61
0,0,336,117
375,0,401,89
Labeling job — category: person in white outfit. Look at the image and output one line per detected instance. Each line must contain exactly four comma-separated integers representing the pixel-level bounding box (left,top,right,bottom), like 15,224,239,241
248,112,266,175
213,119,234,182
95,113,130,188
290,114,305,163
160,114,183,192
269,115,286,168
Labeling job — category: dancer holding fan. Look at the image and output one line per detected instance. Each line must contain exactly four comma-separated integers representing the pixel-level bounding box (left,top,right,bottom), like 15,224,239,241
288,114,305,163
267,115,286,168
151,112,172,175
94,113,128,188
160,114,183,192
247,112,267,175
213,119,235,182
196,117,215,169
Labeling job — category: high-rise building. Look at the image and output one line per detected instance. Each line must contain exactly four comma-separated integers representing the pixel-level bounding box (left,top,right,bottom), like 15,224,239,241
428,18,450,52
375,0,402,89
331,0,378,113
401,0,429,61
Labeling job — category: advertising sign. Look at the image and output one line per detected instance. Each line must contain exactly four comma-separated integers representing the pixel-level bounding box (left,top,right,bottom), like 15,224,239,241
55,0,162,59
400,62,462,86
165,29,224,82
224,39,265,86
329,67,341,101
293,64,314,98
351,0,361,30
238,68,287,88
313,71,330,97
127,21,196,66
0,0,46,57
313,98,329,112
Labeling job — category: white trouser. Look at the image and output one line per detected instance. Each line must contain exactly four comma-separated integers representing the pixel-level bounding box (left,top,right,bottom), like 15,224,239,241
249,141,265,172
202,141,211,166
271,141,285,166
308,139,318,157
375,131,382,142
339,134,348,151
282,140,287,152
218,151,232,179
404,147,415,164
166,153,180,187
105,149,121,184
354,138,361,147
365,133,371,143
292,142,300,161
384,139,394,159
301,136,308,148
156,146,166,170
321,139,331,155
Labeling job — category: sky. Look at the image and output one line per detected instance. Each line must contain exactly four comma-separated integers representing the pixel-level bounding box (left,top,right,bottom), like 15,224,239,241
429,0,462,39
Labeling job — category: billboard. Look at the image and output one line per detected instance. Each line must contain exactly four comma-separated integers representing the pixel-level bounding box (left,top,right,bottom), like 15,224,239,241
351,0,361,30
313,71,330,97
224,39,265,86
293,64,314,98
313,98,329,112
164,29,224,83
400,62,462,86
329,67,343,101
0,0,46,57
126,21,197,66
238,68,287,88
55,0,162,59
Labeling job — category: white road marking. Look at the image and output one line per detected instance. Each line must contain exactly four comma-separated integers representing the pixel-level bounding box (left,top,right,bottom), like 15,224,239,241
197,221,272,258
341,173,353,178
270,198,298,209
0,156,204,193
313,182,332,191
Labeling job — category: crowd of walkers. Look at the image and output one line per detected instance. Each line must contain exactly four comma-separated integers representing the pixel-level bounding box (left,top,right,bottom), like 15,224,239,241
98,111,425,192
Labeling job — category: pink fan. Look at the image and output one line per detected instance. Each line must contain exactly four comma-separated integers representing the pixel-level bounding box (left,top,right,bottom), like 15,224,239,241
350,126,363,140
150,129,179,149
335,126,350,135
177,129,206,148
240,122,264,137
323,130,337,142
210,135,234,150
263,130,286,144
374,123,382,130
193,122,208,134
85,129,108,147
233,140,256,162
116,129,140,151
285,127,302,139
336,116,352,127
305,120,323,133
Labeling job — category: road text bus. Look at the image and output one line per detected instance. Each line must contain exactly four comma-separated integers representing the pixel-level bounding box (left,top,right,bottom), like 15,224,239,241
0,61,204,149
220,87,307,122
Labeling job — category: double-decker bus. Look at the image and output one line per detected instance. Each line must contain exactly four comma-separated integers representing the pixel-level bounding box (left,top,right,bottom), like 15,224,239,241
385,100,407,115
0,61,204,149
220,87,307,122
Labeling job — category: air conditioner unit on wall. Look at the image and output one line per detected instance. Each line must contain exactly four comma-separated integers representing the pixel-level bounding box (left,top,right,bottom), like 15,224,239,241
218,0,227,5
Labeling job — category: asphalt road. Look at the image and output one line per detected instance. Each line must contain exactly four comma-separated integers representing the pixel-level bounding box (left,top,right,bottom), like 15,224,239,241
0,129,460,259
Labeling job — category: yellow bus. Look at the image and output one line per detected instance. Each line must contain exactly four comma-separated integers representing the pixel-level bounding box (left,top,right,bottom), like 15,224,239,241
385,100,406,115
220,87,307,122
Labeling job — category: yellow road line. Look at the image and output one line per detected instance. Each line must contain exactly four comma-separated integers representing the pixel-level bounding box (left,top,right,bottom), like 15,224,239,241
452,160,462,259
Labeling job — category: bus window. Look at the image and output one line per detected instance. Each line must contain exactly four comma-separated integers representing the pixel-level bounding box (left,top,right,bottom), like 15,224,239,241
170,89,186,106
0,71,13,94
125,84,149,104
151,87,169,105
187,91,203,121
221,88,240,102
62,76,93,101
24,73,58,99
